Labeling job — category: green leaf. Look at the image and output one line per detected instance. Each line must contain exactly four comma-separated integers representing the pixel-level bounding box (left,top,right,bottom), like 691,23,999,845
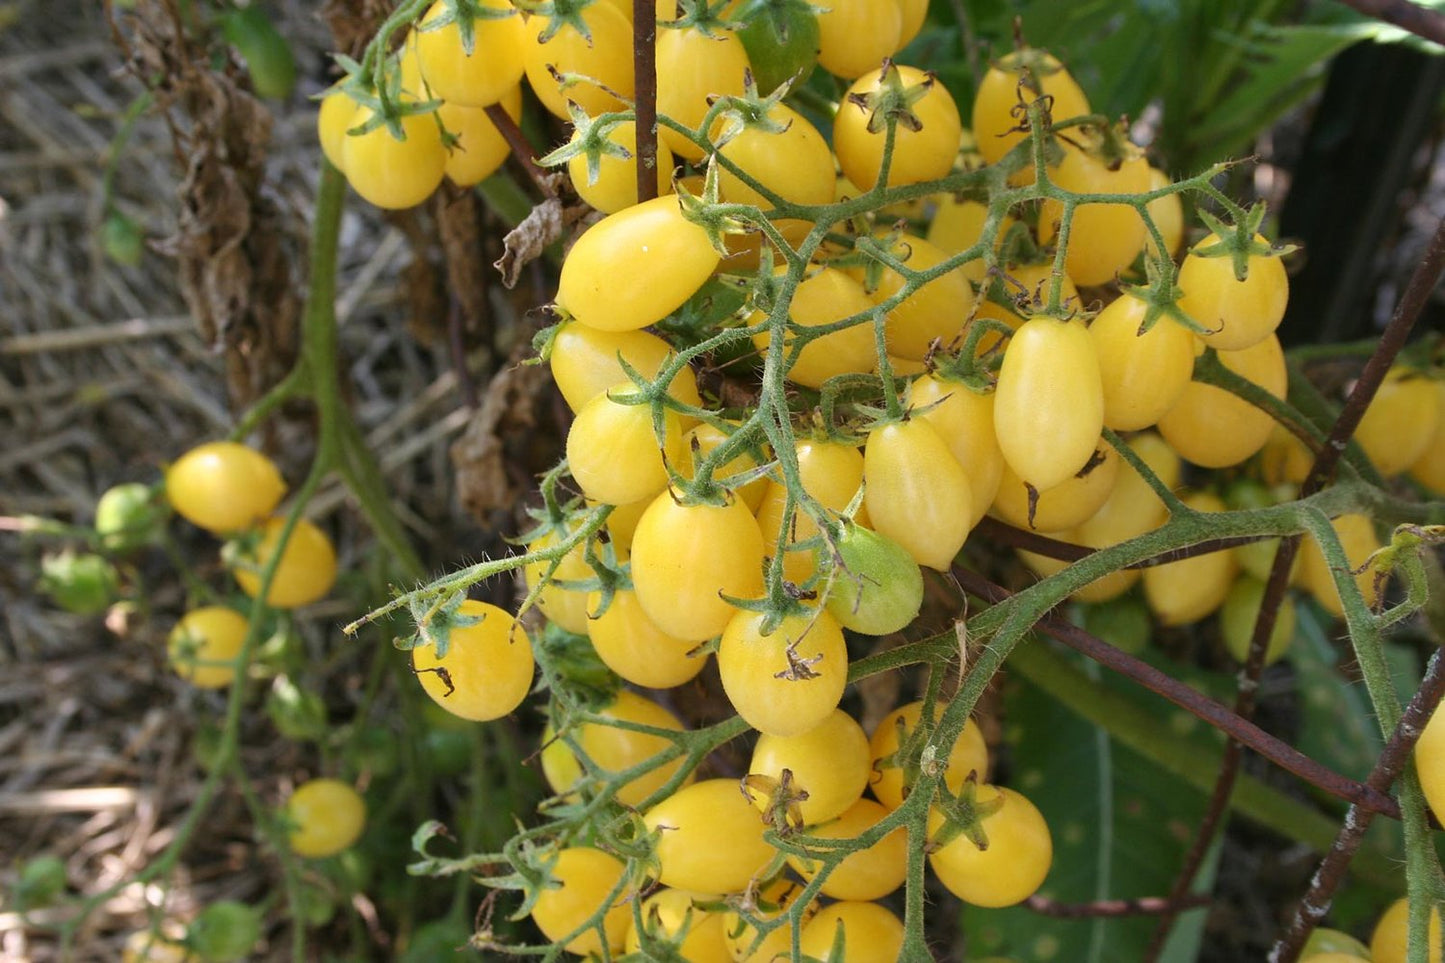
962,652,1215,961
1292,603,1384,784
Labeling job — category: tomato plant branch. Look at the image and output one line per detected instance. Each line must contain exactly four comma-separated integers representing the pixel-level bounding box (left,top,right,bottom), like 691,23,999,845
1000,635,1404,891
484,103,553,195
1333,0,1445,46
1148,208,1445,958
953,568,1400,817
632,0,659,204
1271,646,1445,961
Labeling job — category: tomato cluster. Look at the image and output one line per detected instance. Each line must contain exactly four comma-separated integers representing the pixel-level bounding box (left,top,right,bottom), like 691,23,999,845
309,1,1445,956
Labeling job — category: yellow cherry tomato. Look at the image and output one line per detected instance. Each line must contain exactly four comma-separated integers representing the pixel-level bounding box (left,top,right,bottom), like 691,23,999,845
869,699,989,810
168,607,249,689
907,374,1004,526
643,778,775,893
1156,334,1288,469
834,64,962,191
586,587,706,688
567,119,676,214
557,194,720,332
1090,289,1197,431
718,607,849,737
286,778,366,858
993,316,1104,490
989,441,1117,533
541,690,692,807
523,3,634,118
1176,232,1289,352
436,84,522,187
748,708,872,825
1038,138,1150,286
231,516,338,609
1354,366,1440,477
972,49,1090,170
631,490,766,641
166,441,286,535
565,383,686,506
863,233,976,360
529,847,631,956
927,785,1053,908
411,600,534,721
789,798,908,901
752,265,877,389
1141,491,1239,626
863,418,974,571
656,26,751,161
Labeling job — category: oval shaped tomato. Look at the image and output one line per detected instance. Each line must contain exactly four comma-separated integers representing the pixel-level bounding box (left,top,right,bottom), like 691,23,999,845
340,101,447,210
548,321,700,413
972,49,1090,169
587,587,708,688
1415,701,1445,825
993,316,1104,490
869,699,989,810
317,90,358,172
1219,575,1297,665
1177,233,1288,352
989,441,1117,532
1370,897,1443,963
1141,491,1238,626
413,0,525,107
1355,365,1439,477
719,608,848,737
1409,379,1445,494
748,708,871,825
834,64,962,191
437,84,521,187
656,26,751,161
625,888,732,962
522,524,596,635
799,899,905,962
231,516,338,608
736,0,819,95
1038,138,1150,285
678,421,769,511
411,600,534,721
718,101,835,212
557,194,720,332
567,119,676,215
815,0,901,79
286,778,366,858
631,491,766,641
822,521,924,635
1142,166,1184,259
643,778,776,893
169,607,249,689
1298,513,1384,618
167,441,285,534
863,418,974,571
907,374,1003,525
751,265,877,389
523,3,634,118
863,233,976,361
95,482,167,552
529,847,631,956
925,196,1011,288
928,785,1052,907
754,437,869,586
566,384,686,506
789,797,907,902
1156,334,1288,469
541,690,692,807
1090,289,1197,431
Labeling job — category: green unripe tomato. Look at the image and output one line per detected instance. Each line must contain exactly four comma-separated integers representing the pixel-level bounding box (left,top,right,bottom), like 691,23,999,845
1301,927,1371,959
823,521,924,635
187,900,261,962
15,855,68,909
1078,593,1152,655
220,6,297,101
1219,576,1296,665
40,550,119,615
95,482,168,551
736,0,820,96
100,211,145,267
